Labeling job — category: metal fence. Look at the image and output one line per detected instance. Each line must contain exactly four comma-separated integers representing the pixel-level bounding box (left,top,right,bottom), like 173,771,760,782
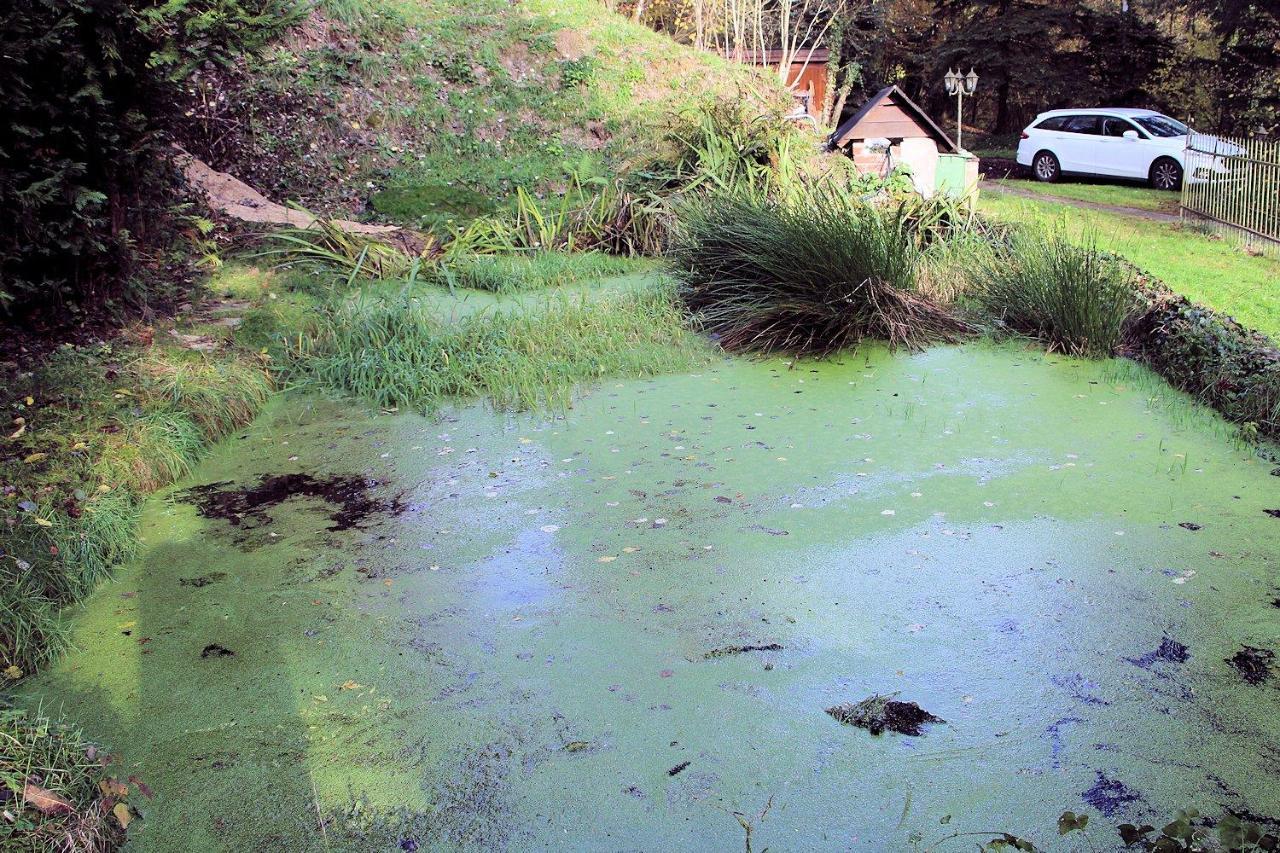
1180,132,1280,256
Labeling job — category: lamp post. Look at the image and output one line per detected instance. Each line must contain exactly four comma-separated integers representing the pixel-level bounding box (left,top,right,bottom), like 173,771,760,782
943,67,979,151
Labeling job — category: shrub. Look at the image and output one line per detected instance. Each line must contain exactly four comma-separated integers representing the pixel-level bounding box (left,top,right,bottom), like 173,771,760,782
1126,279,1280,438
0,0,299,317
973,230,1139,357
669,188,973,355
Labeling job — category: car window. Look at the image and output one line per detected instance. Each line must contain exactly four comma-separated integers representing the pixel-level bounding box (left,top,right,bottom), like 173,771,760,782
1134,114,1189,137
1102,117,1142,138
1035,116,1068,131
1061,115,1101,134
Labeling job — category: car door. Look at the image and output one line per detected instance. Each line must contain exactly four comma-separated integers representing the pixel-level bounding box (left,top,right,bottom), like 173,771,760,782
1096,116,1150,178
1056,115,1101,173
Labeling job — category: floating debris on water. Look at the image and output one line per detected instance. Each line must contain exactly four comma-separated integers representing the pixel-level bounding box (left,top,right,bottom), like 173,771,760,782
180,572,227,588
200,643,235,659
825,693,943,736
1127,637,1191,670
179,473,403,533
703,643,783,660
1226,646,1275,685
667,761,690,776
1082,772,1141,816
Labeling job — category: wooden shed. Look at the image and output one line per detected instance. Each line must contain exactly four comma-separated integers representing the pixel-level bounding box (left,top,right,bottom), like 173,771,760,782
828,85,968,197
726,47,830,119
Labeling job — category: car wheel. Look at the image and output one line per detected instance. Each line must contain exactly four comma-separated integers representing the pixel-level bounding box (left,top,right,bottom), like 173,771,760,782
1149,157,1183,191
1032,151,1060,183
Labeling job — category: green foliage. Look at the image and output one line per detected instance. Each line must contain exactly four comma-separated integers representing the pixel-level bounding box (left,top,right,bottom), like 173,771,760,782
560,56,600,87
0,0,298,316
1127,281,1280,439
670,187,973,355
644,97,806,198
972,230,1139,357
0,707,126,851
293,284,706,413
250,215,422,284
1,342,271,677
371,184,498,232
433,251,642,294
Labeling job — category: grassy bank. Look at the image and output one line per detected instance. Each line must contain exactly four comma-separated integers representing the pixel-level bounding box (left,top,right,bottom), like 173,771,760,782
978,191,1280,340
986,178,1180,213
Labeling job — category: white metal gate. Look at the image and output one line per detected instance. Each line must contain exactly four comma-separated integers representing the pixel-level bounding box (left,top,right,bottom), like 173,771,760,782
1181,131,1280,255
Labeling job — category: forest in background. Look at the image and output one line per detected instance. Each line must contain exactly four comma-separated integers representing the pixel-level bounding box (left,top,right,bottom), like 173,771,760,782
610,0,1280,139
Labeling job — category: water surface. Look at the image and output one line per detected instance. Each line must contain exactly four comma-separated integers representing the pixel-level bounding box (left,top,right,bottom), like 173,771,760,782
23,344,1280,850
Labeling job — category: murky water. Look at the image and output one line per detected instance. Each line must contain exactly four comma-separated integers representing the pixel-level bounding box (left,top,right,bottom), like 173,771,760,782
21,344,1280,851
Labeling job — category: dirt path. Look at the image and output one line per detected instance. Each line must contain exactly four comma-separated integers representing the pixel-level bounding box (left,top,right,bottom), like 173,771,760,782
980,179,1181,223
176,147,400,235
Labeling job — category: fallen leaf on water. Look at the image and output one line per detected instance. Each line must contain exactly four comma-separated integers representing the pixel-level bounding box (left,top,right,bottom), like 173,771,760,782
340,680,363,690
597,556,616,563
24,783,73,816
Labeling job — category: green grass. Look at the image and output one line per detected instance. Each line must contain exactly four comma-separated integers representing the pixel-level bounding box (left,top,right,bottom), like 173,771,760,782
978,192,1280,340
434,251,645,293
970,230,1139,357
987,178,1180,213
671,189,973,355
296,283,708,412
0,707,126,852
227,0,779,219
2,340,273,678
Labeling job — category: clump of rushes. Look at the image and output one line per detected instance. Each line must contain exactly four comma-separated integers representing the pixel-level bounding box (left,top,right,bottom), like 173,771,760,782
297,285,706,412
0,707,128,852
669,188,974,355
974,230,1139,357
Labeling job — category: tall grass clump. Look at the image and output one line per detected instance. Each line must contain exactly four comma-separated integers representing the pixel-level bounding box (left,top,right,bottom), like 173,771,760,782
973,230,1139,357
670,187,973,355
297,286,706,412
434,251,643,294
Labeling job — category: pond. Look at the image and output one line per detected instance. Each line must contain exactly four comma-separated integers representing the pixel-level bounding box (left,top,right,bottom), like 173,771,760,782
20,343,1280,850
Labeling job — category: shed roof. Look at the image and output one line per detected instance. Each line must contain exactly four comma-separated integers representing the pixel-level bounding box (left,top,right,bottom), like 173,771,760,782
828,85,958,153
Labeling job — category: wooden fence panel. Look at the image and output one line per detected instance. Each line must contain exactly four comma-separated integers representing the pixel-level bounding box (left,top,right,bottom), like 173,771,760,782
1181,132,1280,256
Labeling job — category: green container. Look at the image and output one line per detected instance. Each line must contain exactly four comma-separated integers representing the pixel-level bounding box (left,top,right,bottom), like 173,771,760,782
935,153,978,198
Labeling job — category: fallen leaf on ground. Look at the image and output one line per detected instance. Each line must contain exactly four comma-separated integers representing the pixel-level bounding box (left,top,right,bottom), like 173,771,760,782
113,802,132,829
24,783,73,816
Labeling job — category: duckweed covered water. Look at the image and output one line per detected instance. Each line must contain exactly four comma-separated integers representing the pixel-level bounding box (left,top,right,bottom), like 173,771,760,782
20,344,1280,851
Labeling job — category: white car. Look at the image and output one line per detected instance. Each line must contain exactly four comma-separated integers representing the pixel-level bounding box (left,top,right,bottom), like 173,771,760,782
1016,108,1193,190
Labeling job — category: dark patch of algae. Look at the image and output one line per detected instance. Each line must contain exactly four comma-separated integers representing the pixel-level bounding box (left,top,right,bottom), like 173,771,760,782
15,343,1280,850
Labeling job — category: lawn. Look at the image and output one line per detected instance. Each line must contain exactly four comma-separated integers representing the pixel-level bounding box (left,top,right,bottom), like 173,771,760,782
977,191,1280,340
985,178,1180,214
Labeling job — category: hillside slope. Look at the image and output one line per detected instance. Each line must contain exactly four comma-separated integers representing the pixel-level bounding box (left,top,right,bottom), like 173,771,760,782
179,0,778,229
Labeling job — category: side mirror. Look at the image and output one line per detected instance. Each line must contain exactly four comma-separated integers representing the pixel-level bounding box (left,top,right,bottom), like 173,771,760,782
1122,130,1139,140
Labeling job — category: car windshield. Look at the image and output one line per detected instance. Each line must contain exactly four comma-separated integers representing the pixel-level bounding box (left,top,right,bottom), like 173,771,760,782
1134,115,1189,137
